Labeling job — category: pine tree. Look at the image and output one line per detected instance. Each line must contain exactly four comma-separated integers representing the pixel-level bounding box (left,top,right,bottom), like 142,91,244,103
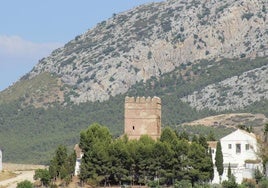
207,131,216,141
215,141,224,182
34,169,51,187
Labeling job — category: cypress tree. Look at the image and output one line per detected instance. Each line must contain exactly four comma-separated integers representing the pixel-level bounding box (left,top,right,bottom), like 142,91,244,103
227,163,231,180
215,141,224,181
208,148,214,181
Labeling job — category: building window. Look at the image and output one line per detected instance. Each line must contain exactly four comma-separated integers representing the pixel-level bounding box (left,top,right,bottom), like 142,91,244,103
236,144,241,154
228,144,232,149
245,144,249,150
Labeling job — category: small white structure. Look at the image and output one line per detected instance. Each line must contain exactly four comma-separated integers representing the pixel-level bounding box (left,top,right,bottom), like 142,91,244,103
211,129,262,184
0,149,2,171
74,144,83,176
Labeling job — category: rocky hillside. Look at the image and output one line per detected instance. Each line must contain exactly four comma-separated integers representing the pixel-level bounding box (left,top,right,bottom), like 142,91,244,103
181,64,268,111
26,0,267,106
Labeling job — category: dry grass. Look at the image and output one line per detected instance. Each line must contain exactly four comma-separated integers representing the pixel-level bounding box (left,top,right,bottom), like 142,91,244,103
0,171,16,181
2,163,46,171
0,72,64,107
183,113,267,128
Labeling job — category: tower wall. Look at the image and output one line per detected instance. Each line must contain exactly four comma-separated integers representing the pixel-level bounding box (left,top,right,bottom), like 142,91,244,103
124,96,161,140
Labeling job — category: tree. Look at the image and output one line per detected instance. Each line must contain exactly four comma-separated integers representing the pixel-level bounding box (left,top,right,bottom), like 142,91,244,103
208,148,214,181
160,127,177,144
34,169,51,186
254,167,263,184
79,123,112,153
207,131,216,141
48,145,75,186
215,141,224,182
49,145,68,180
79,123,112,185
192,135,198,143
64,151,76,177
198,135,208,149
258,124,268,167
178,131,189,141
227,163,231,180
49,158,57,181
108,138,130,185
222,174,238,188
187,142,213,185
16,180,34,188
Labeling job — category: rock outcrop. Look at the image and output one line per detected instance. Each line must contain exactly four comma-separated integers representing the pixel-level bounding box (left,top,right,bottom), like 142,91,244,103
27,0,267,104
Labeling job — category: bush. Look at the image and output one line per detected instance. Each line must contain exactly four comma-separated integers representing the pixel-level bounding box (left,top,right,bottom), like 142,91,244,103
148,180,161,188
34,169,51,186
222,175,238,188
16,180,34,188
222,180,238,188
193,183,211,188
174,180,192,188
259,178,268,188
242,13,254,20
241,178,256,188
147,51,152,59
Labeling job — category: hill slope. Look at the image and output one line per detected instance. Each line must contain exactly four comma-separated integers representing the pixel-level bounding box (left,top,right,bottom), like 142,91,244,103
25,0,268,105
0,0,267,164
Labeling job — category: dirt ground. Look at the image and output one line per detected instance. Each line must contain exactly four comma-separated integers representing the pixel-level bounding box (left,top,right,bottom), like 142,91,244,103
0,163,46,188
2,163,46,171
0,170,35,188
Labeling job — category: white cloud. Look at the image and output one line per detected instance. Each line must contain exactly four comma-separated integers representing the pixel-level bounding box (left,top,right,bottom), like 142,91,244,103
0,35,63,91
0,35,62,60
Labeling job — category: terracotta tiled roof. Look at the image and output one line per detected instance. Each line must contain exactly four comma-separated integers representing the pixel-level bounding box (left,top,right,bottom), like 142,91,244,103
74,144,83,158
207,141,218,149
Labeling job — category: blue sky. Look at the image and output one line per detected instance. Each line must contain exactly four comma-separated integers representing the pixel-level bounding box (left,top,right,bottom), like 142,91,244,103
0,0,162,91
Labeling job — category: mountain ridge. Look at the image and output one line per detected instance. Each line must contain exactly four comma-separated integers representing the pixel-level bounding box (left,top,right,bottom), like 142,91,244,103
24,0,268,105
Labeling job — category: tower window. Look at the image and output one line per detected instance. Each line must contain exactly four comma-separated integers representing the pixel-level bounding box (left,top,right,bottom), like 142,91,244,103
133,126,135,130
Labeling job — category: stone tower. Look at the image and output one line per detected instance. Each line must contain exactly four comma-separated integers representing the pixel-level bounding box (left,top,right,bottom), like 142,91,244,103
124,96,161,140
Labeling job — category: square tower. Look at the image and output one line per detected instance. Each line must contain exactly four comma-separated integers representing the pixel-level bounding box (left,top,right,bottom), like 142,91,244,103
124,96,161,140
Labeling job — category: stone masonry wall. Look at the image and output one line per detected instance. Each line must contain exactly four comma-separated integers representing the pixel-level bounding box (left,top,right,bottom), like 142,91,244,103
124,96,161,140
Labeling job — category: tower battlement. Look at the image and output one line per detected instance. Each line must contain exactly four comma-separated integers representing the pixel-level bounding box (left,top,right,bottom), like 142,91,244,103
124,96,161,140
125,96,161,104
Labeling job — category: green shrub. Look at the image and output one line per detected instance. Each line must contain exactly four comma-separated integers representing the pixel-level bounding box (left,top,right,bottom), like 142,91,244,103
259,178,268,188
147,51,152,59
242,13,254,20
174,180,192,188
16,180,34,188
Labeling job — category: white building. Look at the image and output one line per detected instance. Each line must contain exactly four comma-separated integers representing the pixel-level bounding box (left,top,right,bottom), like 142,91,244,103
74,144,83,176
210,129,262,184
0,149,2,171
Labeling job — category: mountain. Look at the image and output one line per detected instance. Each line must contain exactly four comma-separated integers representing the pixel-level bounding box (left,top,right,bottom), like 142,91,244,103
0,0,267,164
21,0,268,105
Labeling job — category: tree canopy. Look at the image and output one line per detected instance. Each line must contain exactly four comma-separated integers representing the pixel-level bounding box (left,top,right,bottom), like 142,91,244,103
78,123,214,186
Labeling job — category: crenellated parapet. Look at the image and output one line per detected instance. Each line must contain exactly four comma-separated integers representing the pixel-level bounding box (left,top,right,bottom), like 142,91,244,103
125,96,161,104
125,96,161,112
